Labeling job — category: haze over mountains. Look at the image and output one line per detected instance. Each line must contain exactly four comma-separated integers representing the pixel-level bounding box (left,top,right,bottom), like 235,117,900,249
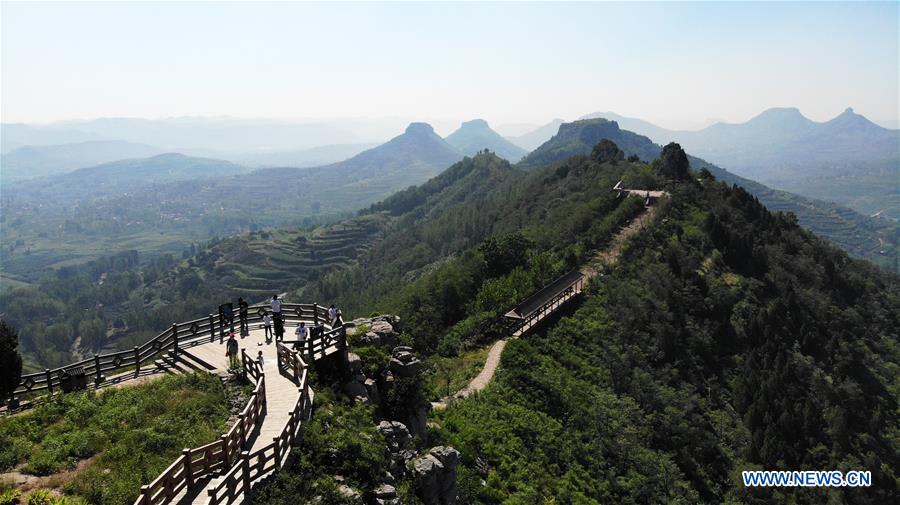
444,119,527,161
583,107,900,219
1,107,897,282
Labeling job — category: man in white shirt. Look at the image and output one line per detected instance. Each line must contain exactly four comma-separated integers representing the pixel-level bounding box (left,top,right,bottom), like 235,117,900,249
295,321,309,351
271,295,282,315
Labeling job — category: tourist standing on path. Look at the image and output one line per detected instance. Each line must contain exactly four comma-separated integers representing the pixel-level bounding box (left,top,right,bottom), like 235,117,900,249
225,332,239,368
262,313,273,342
271,294,283,328
328,304,338,326
238,297,249,336
295,322,309,353
257,350,265,368
274,314,285,342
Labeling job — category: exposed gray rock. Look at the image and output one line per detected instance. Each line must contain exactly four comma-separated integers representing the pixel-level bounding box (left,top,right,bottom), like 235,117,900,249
365,377,381,405
346,352,362,374
378,420,411,452
337,484,361,501
358,331,383,346
375,484,397,499
413,446,460,505
343,378,368,400
389,348,422,377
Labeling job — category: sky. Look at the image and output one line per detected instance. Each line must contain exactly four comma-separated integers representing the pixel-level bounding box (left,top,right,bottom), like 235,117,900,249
2,1,898,130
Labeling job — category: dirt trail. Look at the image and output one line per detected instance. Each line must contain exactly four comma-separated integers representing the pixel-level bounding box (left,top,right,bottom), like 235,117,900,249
431,204,659,410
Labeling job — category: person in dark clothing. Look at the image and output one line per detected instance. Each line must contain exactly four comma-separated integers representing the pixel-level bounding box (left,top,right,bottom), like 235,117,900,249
225,332,239,369
238,297,249,336
274,315,285,342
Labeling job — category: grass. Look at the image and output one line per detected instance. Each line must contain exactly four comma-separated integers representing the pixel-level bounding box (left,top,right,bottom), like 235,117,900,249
0,373,232,505
422,344,492,402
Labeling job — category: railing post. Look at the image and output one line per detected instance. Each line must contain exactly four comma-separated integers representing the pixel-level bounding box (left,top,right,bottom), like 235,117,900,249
172,323,179,357
182,448,194,486
220,434,230,467
45,369,53,394
238,412,246,447
241,451,251,490
94,354,102,384
209,314,216,343
273,436,280,463
140,485,152,505
134,347,141,377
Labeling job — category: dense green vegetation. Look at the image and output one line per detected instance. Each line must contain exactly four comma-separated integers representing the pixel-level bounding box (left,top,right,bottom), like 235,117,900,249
428,177,899,503
248,388,408,505
300,150,647,355
0,373,233,504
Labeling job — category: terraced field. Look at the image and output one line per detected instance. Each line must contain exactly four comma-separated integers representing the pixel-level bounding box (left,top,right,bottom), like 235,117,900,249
201,213,390,298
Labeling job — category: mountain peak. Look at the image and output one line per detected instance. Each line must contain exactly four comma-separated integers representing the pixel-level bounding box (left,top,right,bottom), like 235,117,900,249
405,122,435,136
460,119,490,129
445,119,526,161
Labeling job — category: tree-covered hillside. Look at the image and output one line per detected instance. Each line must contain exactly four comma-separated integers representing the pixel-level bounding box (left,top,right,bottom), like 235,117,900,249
433,175,899,504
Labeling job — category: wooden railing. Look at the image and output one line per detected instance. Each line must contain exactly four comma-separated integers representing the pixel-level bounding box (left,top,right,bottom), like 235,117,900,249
135,369,267,505
11,302,333,400
207,346,313,504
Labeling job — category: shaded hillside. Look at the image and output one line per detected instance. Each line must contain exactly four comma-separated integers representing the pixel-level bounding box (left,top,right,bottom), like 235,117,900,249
583,108,900,219
444,119,527,161
0,140,164,182
519,118,898,271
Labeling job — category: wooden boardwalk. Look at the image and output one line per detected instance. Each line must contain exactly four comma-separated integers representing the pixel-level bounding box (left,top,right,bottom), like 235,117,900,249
164,328,305,504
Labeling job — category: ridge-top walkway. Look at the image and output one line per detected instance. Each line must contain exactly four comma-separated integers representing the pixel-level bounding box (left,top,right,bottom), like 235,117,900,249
433,188,665,408
8,302,348,505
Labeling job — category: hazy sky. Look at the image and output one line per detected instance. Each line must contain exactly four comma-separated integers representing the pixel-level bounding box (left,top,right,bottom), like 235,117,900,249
2,1,898,128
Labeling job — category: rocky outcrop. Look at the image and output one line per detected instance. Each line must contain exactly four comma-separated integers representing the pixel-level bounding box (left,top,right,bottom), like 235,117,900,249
347,315,400,347
389,346,422,377
413,446,461,505
381,346,429,440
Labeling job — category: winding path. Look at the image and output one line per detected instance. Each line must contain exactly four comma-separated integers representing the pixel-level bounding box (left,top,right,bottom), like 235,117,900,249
432,203,660,410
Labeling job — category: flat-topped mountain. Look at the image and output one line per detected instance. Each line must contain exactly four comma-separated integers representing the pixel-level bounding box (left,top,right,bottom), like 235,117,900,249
444,119,527,161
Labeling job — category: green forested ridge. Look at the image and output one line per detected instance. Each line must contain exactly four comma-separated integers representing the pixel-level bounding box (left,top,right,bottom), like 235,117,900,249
301,150,648,354
428,177,899,504
518,118,898,271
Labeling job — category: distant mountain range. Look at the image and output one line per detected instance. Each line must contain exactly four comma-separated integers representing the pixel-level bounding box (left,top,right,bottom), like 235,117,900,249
506,118,565,151
582,108,900,219
444,119,527,161
227,143,378,168
0,140,165,182
520,117,897,270
0,123,465,278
